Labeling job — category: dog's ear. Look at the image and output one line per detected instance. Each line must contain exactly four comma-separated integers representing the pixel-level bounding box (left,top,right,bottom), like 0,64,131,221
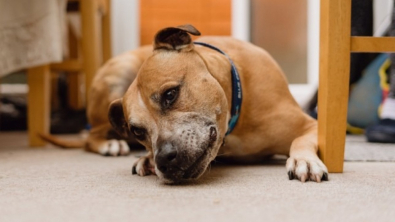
154,24,201,51
108,99,129,138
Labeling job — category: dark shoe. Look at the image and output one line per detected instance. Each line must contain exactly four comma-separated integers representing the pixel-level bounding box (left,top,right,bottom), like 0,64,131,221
365,119,395,143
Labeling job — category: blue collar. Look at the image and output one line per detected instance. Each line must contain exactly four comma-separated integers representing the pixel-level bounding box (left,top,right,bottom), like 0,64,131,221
194,42,242,135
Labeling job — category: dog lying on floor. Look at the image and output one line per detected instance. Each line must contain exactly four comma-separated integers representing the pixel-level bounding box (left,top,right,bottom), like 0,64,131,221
42,24,328,183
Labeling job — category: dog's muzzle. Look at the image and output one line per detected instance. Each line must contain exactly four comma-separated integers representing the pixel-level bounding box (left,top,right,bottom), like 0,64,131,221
155,126,217,182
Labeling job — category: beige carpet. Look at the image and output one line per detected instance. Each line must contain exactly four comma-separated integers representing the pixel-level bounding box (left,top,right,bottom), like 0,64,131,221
1,132,395,222
345,135,395,161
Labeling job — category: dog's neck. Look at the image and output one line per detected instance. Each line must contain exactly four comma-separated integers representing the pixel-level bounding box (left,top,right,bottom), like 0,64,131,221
194,42,242,135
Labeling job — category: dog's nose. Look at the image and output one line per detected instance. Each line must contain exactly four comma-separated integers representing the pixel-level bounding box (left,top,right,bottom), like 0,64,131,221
156,142,178,173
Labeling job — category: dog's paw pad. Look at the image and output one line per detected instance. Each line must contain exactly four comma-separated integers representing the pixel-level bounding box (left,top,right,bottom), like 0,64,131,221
286,157,328,183
132,155,156,177
98,140,130,156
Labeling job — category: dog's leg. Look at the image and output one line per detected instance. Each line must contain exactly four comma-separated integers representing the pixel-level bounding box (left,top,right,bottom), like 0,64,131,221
286,124,329,182
86,124,130,156
84,47,152,156
86,80,131,156
89,138,130,156
132,152,156,176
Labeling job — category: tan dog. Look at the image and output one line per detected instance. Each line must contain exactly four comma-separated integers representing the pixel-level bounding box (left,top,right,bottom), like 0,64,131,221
42,24,327,183
106,24,328,183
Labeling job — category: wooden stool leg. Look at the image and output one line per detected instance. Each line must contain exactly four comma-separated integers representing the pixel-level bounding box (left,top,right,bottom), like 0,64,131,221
102,0,112,63
318,0,352,173
67,23,85,110
67,72,84,109
80,0,102,101
27,65,51,147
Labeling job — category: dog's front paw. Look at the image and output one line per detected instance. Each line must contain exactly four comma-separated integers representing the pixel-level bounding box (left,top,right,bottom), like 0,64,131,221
286,156,328,182
98,139,130,156
132,153,156,176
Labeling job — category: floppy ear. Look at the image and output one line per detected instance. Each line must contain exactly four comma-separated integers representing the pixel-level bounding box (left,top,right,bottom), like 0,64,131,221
108,98,129,138
154,24,201,51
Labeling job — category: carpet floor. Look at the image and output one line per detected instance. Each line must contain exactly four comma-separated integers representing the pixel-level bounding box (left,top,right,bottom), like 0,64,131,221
1,132,395,222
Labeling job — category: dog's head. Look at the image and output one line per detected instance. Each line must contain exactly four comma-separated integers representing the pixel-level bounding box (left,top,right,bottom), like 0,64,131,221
108,25,229,183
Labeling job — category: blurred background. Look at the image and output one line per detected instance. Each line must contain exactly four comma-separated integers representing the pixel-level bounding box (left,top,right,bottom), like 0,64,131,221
0,0,393,135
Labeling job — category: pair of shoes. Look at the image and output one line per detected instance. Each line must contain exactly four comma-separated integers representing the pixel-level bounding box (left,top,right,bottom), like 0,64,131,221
365,118,395,143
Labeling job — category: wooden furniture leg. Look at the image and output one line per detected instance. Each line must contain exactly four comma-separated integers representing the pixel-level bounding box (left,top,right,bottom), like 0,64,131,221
27,65,51,147
66,23,84,110
318,0,352,173
67,72,85,109
101,0,112,63
80,0,102,101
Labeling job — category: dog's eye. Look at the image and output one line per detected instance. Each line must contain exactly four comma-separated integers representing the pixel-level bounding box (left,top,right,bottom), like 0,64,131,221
133,128,144,136
130,126,146,140
162,87,179,108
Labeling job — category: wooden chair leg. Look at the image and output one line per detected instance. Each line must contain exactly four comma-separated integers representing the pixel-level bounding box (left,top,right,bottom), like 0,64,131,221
27,65,51,147
67,72,85,110
66,23,85,110
102,0,112,63
80,0,102,101
318,0,352,173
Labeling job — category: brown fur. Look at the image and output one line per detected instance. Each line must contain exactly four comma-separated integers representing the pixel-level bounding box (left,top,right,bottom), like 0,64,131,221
108,25,328,183
44,25,328,182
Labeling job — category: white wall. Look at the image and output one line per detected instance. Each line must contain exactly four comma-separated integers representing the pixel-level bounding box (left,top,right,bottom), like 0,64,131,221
231,0,250,41
287,0,320,107
111,0,139,56
374,0,393,36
